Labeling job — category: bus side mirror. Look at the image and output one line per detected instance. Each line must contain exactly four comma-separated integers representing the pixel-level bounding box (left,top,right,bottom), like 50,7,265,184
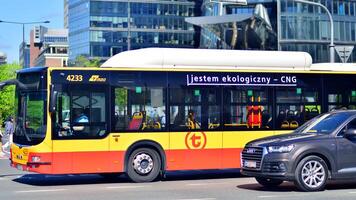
49,85,58,113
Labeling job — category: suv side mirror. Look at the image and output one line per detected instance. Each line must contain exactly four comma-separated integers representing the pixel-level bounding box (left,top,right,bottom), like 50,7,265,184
344,129,356,138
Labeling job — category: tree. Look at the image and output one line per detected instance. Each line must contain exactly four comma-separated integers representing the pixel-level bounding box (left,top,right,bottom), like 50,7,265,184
74,55,101,67
0,63,21,124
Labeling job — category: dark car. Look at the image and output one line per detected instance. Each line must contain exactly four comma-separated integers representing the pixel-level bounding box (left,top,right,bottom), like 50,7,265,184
241,110,356,192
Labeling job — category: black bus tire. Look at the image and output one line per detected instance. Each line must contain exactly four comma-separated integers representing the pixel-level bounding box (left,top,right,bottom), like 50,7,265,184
126,148,161,183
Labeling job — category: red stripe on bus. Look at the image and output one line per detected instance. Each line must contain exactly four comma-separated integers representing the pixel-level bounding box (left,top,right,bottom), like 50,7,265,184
13,148,243,174
166,148,242,170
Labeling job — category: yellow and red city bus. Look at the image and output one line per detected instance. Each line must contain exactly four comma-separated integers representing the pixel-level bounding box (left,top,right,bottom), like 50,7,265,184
7,48,356,182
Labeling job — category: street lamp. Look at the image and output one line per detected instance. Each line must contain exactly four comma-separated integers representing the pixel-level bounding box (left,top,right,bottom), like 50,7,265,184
294,0,335,63
0,20,50,46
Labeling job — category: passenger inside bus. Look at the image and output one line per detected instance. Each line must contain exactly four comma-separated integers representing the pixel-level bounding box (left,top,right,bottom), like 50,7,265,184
187,110,200,130
73,108,89,123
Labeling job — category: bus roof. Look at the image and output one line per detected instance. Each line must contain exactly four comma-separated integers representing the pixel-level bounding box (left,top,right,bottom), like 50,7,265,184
310,63,356,71
101,48,313,71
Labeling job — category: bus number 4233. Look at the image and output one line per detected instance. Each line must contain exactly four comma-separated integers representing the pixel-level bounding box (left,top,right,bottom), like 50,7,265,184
66,75,83,82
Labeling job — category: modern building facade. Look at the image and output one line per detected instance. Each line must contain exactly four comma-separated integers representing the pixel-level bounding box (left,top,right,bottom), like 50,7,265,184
19,42,30,68
67,0,200,64
29,26,68,67
194,0,356,63
67,0,356,63
278,0,356,63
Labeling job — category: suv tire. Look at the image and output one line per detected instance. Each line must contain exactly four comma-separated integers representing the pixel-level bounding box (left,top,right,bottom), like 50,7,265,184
294,155,328,192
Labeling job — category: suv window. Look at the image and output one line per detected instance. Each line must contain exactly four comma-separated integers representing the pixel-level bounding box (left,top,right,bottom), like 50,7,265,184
338,118,356,137
304,112,353,134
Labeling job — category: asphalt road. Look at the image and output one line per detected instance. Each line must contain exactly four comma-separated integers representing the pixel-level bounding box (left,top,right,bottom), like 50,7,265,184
1,159,356,200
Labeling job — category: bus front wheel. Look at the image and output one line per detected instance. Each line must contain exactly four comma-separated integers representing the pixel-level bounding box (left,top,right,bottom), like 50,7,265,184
126,148,161,183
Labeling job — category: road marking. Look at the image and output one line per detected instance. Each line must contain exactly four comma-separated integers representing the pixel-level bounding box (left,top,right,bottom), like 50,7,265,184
15,189,68,193
176,198,216,200
349,192,356,194
106,185,147,189
186,182,228,186
258,194,307,198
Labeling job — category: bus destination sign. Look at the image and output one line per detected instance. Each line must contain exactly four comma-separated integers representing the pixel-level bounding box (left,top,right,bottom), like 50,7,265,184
186,73,297,87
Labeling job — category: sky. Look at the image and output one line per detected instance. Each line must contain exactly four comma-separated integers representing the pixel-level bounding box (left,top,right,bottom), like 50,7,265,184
0,0,64,63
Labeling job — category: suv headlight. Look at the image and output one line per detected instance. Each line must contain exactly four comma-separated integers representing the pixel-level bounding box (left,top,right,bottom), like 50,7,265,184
267,144,295,153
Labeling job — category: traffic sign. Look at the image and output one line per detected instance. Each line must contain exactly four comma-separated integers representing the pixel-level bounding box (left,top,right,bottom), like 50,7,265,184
335,45,354,63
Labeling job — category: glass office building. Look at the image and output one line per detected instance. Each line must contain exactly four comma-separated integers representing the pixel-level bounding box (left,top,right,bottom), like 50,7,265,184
199,0,277,50
68,0,200,63
197,0,356,63
279,0,356,62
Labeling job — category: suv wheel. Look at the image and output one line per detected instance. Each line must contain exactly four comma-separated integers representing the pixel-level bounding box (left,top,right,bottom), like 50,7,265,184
294,155,328,192
255,177,283,188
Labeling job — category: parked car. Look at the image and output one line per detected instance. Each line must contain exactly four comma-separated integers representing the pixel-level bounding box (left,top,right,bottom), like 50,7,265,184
241,110,356,192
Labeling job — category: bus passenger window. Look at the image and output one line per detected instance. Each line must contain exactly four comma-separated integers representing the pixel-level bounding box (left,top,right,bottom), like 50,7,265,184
114,87,166,131
170,88,202,131
276,88,320,129
224,89,271,130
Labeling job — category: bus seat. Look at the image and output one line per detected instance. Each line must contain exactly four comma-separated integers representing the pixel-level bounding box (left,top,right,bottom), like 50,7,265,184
247,106,262,128
277,110,286,128
281,121,290,129
290,121,299,129
128,112,144,130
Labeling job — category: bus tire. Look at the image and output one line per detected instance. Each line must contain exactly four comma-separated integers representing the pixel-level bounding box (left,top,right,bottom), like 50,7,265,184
126,148,161,183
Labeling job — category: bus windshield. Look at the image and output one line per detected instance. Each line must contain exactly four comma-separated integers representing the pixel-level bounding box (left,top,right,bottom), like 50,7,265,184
13,70,47,146
14,91,47,145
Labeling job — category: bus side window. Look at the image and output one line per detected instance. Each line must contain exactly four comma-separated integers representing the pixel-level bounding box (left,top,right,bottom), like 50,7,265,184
276,88,320,130
223,88,271,130
114,87,166,132
169,88,202,131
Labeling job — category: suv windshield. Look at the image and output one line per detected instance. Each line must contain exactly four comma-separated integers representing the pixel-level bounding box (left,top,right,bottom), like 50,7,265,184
14,91,47,145
297,112,353,135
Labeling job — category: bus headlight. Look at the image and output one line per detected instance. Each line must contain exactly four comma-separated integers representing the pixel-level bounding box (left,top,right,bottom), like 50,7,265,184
267,144,294,153
31,156,41,162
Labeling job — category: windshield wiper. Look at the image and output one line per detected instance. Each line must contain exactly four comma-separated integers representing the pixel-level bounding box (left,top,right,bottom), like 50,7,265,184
15,123,31,142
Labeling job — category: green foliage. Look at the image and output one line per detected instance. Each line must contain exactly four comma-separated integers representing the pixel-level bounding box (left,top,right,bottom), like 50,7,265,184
115,88,127,106
75,55,101,67
0,63,21,124
26,100,44,130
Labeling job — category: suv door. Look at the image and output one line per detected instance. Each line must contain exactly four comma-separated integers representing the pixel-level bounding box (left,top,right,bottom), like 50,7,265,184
336,117,356,176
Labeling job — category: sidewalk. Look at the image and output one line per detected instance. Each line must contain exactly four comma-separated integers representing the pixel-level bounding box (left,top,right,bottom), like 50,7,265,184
0,142,9,159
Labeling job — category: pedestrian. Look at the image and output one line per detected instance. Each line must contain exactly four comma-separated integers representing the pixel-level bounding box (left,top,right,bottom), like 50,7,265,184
1,116,14,156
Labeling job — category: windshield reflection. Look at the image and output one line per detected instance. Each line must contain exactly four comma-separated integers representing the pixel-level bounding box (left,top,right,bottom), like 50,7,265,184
296,112,353,135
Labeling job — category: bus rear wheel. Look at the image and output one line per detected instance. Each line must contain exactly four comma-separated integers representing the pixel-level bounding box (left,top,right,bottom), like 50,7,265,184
126,148,161,183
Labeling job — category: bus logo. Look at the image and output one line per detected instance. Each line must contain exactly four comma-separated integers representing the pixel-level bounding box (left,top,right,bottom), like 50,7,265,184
89,75,106,82
185,132,207,149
